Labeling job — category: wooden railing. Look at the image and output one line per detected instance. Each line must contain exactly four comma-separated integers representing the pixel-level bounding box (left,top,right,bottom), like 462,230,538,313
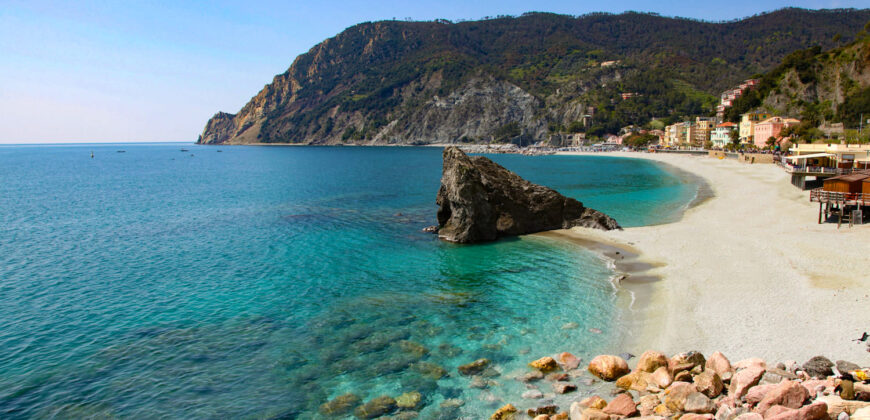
780,164,856,175
810,188,870,205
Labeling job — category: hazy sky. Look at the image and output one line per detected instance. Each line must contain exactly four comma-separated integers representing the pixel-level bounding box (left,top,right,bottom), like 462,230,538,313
1,0,866,143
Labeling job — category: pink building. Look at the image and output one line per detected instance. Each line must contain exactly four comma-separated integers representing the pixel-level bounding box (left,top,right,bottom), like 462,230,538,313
753,117,800,148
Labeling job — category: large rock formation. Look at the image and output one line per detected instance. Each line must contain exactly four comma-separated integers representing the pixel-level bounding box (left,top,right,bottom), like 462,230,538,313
435,147,620,243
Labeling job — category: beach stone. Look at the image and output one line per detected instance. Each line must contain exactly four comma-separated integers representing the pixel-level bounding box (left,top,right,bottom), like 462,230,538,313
396,391,422,409
588,355,630,381
745,383,779,405
803,356,834,379
527,405,558,417
603,393,638,417
551,413,569,420
839,411,851,420
664,381,697,412
685,392,716,413
695,370,725,398
756,380,809,413
557,352,582,371
520,370,545,383
579,396,608,410
354,395,397,419
530,357,560,372
675,370,694,383
578,408,610,420
651,366,674,389
801,379,836,396
522,390,544,399
458,358,490,376
838,360,862,373
616,370,651,391
733,414,763,420
620,352,635,361
841,380,856,400
816,395,870,417
681,415,714,420
639,394,660,416
533,416,549,420
653,403,674,417
763,405,795,418
637,351,669,373
411,361,447,379
734,358,767,371
490,404,517,420
546,372,569,382
319,393,361,415
553,382,577,394
766,401,828,420
562,322,579,330
670,351,706,372
730,366,765,399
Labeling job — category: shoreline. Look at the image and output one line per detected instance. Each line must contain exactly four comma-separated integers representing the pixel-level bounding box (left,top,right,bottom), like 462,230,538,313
553,151,870,363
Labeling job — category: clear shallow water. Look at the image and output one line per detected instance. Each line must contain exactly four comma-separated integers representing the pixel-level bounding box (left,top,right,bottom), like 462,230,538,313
0,145,695,419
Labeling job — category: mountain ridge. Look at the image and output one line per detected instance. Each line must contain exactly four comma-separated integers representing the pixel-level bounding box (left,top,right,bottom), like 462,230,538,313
198,8,870,145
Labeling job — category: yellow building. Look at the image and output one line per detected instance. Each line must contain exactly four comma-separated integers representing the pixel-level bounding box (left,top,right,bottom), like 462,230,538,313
738,111,772,144
787,143,870,169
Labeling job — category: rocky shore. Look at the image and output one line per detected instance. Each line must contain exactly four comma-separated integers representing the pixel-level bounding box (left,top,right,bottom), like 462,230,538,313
486,350,870,420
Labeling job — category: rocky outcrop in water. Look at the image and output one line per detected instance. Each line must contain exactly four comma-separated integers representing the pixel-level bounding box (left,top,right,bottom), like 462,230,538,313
435,147,620,243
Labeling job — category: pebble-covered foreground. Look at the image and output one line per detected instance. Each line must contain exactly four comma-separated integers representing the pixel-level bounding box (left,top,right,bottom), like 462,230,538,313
488,351,870,420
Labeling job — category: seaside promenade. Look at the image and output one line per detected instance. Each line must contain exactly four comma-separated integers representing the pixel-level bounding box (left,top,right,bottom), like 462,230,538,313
556,151,870,364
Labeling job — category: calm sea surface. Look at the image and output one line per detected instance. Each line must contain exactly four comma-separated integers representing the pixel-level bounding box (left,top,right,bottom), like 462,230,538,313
0,144,696,419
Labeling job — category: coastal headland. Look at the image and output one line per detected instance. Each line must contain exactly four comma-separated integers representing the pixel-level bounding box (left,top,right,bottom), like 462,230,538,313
551,151,870,364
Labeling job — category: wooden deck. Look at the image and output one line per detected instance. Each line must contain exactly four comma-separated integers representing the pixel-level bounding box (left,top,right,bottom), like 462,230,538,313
810,189,870,227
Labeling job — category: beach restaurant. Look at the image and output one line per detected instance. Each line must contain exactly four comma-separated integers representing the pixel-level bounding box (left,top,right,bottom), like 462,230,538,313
786,143,870,171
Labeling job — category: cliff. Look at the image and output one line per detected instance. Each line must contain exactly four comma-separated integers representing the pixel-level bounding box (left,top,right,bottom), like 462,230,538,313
435,147,620,243
725,33,870,130
198,9,870,145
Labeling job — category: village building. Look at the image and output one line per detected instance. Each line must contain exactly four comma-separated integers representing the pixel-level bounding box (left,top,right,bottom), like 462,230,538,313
738,111,772,144
711,122,737,148
752,116,800,148
692,117,716,146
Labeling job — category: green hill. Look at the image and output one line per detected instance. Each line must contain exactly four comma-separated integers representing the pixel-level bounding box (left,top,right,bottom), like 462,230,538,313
198,8,870,145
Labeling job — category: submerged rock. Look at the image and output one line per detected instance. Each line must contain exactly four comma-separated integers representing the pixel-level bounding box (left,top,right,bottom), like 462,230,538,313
458,358,490,376
354,395,397,419
434,147,620,243
319,393,361,415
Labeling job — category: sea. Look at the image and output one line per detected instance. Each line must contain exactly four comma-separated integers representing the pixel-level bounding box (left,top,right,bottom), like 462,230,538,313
0,144,698,419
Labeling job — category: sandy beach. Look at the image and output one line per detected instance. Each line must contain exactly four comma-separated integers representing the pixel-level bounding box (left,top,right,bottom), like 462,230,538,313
554,151,870,364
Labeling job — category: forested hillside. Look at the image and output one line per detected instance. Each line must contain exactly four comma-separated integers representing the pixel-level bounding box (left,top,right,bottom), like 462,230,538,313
198,8,870,145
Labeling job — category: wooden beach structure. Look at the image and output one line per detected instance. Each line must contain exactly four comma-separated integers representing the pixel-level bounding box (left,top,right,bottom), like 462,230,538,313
782,143,870,189
810,171,870,227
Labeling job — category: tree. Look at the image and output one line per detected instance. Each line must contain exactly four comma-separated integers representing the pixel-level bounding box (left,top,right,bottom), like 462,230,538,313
766,136,777,149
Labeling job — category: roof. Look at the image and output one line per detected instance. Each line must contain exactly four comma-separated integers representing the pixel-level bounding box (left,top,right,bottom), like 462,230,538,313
717,122,736,127
825,174,870,182
785,153,834,161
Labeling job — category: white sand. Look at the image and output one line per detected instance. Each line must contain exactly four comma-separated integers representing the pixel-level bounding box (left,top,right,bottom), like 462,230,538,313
557,151,870,364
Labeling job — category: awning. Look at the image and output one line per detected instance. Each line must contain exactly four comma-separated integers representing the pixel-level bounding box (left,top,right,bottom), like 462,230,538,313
786,153,835,161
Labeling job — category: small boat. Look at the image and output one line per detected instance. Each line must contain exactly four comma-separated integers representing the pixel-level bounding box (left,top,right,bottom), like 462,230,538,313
116,150,126,153
216,150,222,152
180,148,189,152
90,151,94,158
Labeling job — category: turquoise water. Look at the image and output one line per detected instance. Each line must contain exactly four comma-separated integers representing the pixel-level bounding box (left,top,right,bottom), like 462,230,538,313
0,145,695,419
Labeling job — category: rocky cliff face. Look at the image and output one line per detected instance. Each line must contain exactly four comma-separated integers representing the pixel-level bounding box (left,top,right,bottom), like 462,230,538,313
198,10,870,145
435,147,620,243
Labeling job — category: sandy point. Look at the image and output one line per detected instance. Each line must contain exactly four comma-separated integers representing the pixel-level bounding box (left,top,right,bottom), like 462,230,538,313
554,151,870,363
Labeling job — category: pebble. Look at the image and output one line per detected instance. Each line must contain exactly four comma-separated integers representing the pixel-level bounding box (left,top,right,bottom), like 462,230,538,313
522,389,544,399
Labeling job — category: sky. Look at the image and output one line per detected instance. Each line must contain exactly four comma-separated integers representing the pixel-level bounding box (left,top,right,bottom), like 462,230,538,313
0,0,866,143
